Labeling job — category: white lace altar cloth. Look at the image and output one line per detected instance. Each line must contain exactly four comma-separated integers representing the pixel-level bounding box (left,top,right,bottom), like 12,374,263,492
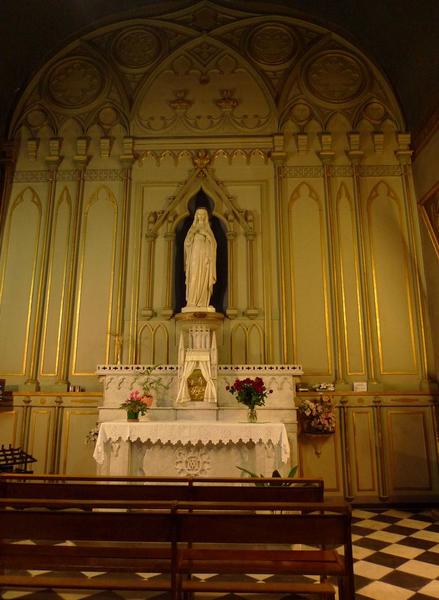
93,421,290,478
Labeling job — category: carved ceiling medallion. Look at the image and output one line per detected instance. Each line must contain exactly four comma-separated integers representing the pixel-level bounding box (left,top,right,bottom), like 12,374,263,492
305,52,366,104
98,106,119,127
248,24,297,66
47,58,104,109
363,101,386,123
113,27,161,68
26,108,48,129
289,102,312,125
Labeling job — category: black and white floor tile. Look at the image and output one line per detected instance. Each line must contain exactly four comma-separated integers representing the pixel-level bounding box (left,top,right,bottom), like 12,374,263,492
1,507,438,599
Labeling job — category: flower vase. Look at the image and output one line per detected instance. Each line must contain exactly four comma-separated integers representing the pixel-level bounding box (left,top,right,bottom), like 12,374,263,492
247,407,258,423
127,410,139,421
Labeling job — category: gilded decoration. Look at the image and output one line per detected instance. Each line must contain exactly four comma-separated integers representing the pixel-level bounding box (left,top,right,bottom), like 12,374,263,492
305,52,367,104
112,27,162,68
247,24,297,66
46,58,105,109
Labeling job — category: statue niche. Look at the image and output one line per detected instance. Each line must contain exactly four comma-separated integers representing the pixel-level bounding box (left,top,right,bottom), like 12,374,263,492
174,192,227,314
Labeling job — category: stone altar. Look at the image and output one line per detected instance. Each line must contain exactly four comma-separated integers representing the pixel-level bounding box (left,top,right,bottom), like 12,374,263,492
95,362,303,473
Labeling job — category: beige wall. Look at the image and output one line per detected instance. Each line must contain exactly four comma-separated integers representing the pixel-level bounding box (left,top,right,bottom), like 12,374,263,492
0,1,435,394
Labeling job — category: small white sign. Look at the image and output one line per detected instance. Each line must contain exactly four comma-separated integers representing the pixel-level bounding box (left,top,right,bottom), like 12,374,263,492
353,381,367,392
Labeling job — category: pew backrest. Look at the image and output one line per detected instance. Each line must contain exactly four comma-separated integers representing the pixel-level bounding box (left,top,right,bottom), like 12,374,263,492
0,474,324,504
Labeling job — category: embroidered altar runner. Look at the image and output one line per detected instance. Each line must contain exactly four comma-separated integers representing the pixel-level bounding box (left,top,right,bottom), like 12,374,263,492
93,421,290,478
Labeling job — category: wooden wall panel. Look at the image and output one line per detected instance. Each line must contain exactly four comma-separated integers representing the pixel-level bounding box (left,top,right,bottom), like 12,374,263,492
336,184,365,375
40,188,72,376
368,182,417,374
385,409,433,491
0,188,42,375
72,187,118,375
288,183,331,375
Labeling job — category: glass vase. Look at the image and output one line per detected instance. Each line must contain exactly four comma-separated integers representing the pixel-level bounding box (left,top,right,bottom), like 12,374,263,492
247,407,258,423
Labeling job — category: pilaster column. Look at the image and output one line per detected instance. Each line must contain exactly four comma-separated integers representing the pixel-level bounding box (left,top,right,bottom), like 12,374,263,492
347,133,379,387
244,212,258,319
271,134,287,362
55,153,89,388
162,214,176,319
113,155,134,364
395,134,431,388
339,397,353,501
141,213,158,320
372,396,388,500
318,134,345,385
225,213,238,318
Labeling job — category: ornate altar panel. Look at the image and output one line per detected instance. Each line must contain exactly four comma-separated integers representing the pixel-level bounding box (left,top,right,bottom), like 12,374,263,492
94,420,290,478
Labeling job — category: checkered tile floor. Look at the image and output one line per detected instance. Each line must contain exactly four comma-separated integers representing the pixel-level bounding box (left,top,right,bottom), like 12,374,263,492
1,507,438,599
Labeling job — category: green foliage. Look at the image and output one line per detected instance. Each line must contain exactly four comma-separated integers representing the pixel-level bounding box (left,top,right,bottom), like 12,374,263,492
236,465,298,486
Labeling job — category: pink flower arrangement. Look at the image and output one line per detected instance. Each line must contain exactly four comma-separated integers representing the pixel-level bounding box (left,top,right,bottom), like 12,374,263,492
120,390,153,416
226,377,273,409
297,396,335,433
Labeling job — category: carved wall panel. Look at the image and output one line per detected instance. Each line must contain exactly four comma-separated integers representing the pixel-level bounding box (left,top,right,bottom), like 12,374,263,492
366,182,418,375
349,408,377,494
40,188,73,377
287,183,331,375
138,322,170,365
384,409,434,492
0,188,42,375
71,187,118,375
335,183,366,375
135,48,275,135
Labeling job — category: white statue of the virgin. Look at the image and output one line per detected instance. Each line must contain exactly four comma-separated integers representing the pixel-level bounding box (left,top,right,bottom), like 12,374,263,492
183,208,216,311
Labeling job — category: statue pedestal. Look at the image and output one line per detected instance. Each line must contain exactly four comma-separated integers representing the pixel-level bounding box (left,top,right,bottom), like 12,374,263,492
174,312,224,405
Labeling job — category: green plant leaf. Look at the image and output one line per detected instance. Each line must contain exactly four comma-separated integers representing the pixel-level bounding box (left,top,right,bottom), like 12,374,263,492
235,466,267,486
287,465,298,478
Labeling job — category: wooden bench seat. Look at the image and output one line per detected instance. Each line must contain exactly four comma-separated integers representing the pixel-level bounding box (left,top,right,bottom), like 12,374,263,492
0,501,177,593
0,489,353,599
175,502,354,600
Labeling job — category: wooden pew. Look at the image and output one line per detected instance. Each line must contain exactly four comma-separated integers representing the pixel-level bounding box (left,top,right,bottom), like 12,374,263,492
175,501,355,600
0,499,352,598
0,473,324,504
0,499,178,593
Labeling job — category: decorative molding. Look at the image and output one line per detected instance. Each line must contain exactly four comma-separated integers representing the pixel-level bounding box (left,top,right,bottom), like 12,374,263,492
84,169,125,181
13,170,51,183
14,164,402,184
96,363,304,376
358,165,402,177
281,166,324,178
13,169,125,183
328,165,353,177
280,165,402,178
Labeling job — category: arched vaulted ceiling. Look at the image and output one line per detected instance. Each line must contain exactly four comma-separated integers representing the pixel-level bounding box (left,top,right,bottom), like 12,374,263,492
0,0,437,140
